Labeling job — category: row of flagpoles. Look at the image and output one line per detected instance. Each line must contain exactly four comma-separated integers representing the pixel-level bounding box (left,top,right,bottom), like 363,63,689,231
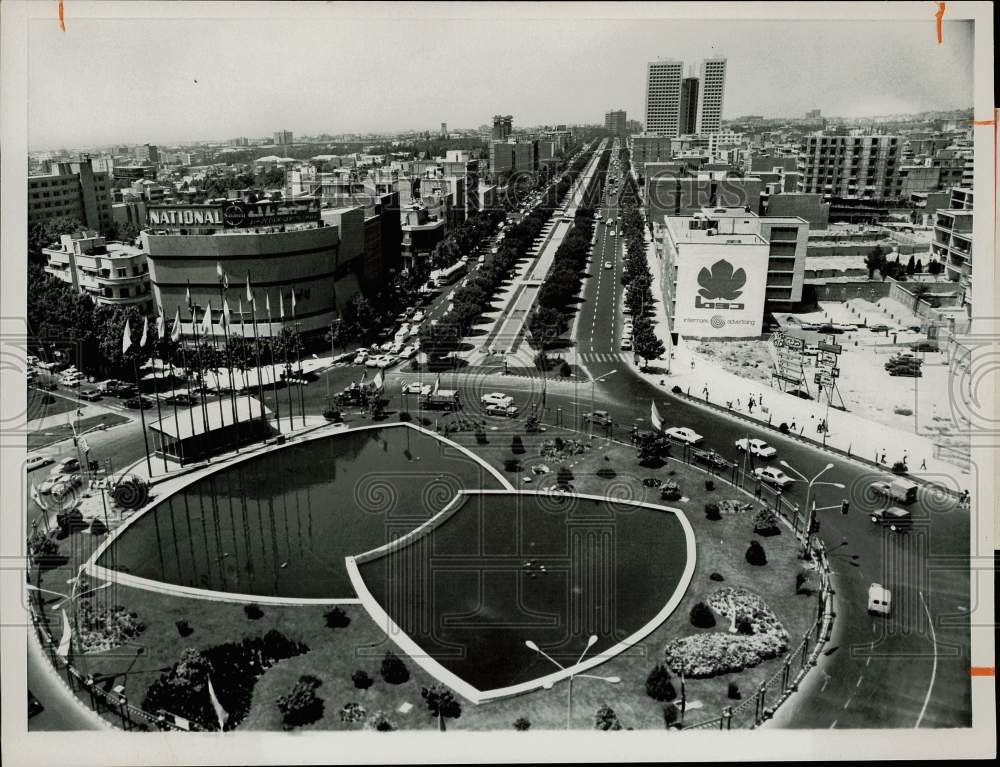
121,264,309,475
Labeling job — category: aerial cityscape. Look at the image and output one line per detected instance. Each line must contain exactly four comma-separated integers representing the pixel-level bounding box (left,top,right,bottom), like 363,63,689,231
4,4,994,762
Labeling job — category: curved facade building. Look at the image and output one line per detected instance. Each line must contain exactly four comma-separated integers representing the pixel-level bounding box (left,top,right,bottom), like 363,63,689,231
144,221,358,338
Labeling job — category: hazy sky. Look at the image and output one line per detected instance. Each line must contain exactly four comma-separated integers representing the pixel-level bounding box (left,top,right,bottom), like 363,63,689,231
27,14,974,148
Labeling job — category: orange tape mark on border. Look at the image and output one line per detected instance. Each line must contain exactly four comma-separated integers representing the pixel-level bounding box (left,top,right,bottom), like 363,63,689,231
969,667,994,676
58,1,65,32
970,120,995,126
935,2,945,45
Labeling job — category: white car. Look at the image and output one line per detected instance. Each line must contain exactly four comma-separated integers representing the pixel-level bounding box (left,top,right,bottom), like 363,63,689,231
366,355,389,368
735,438,777,458
399,345,417,359
352,351,369,365
603,261,613,269
26,454,54,472
753,466,795,488
411,311,425,323
481,392,514,408
664,426,704,445
403,382,430,395
620,337,632,351
376,355,396,369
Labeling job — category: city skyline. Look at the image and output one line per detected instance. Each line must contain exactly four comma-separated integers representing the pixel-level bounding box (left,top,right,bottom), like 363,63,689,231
27,16,974,148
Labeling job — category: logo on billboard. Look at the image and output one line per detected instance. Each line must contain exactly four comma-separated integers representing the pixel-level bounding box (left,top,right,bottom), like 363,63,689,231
694,259,746,310
710,316,726,329
222,202,248,228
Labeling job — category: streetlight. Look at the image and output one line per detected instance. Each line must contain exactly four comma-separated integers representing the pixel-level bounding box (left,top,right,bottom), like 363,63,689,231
589,369,618,436
525,635,620,729
778,460,845,558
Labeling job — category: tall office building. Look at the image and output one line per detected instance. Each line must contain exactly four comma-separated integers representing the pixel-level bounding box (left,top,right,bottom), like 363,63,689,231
644,59,683,137
28,158,113,232
604,109,627,136
492,115,513,141
440,122,448,137
696,57,727,134
679,77,700,135
274,129,293,146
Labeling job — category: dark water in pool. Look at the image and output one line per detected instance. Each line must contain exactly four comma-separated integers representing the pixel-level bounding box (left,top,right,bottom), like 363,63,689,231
357,492,689,693
98,426,503,598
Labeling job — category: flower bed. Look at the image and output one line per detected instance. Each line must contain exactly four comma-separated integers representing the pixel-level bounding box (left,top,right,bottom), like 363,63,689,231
719,499,755,516
663,588,788,678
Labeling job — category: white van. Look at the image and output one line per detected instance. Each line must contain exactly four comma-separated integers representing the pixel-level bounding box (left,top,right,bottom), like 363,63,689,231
867,583,891,616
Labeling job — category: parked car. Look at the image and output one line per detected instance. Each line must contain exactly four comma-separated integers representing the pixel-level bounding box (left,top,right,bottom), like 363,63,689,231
78,388,102,402
888,367,923,377
869,323,891,333
692,448,731,471
124,395,153,409
110,385,137,399
38,381,59,392
411,311,425,323
620,337,633,351
817,324,844,334
481,392,514,409
870,506,912,531
403,382,430,395
664,426,703,445
753,466,794,488
867,583,892,616
871,477,918,504
26,454,54,472
735,438,777,458
399,345,417,359
164,392,196,406
352,351,369,366
484,403,519,418
582,410,613,427
50,457,81,476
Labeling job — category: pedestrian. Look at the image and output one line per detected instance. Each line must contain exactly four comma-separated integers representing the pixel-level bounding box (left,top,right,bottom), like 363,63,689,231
880,451,887,464
690,359,695,370
748,397,755,413
920,458,927,470
790,420,796,431
902,451,908,467
736,398,741,410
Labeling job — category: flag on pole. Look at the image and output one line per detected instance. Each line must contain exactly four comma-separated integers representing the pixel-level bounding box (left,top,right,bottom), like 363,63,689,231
201,302,213,334
156,312,165,339
291,288,297,316
139,316,148,348
56,608,72,658
650,400,663,432
238,297,246,335
185,282,192,311
433,374,441,395
279,292,285,321
358,368,367,385
207,675,229,731
245,273,254,305
171,308,182,342
372,369,384,391
122,318,133,354
223,299,231,328
265,292,271,316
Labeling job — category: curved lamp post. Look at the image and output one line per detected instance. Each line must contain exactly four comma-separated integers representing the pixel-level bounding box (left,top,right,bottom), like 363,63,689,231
526,635,621,729
778,460,845,558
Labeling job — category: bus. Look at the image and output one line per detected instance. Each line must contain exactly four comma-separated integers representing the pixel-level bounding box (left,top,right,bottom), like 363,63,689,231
430,261,467,288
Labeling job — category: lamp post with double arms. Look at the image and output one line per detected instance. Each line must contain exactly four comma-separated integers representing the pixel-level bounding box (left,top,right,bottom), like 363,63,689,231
525,635,620,729
778,460,845,558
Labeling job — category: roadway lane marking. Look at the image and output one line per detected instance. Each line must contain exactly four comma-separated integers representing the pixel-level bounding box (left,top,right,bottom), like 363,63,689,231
914,590,938,728
842,696,853,709
855,676,863,688
829,720,838,729
866,655,872,667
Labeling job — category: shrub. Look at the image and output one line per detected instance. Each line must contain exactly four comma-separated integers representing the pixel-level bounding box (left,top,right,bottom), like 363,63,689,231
736,614,754,635
324,607,351,628
175,620,193,637
795,570,813,595
475,428,488,444
398,411,412,422
594,703,623,731
421,684,462,730
746,540,767,566
645,664,677,701
352,670,373,690
671,385,683,394
709,572,725,582
511,435,525,454
727,681,741,700
779,422,789,434
276,675,323,729
660,481,682,502
705,479,715,492
514,716,531,731
705,502,721,521
340,702,366,723
753,507,779,535
556,465,574,489
891,461,908,475
662,702,679,728
244,604,263,620
90,517,108,536
559,360,572,377
690,602,716,628
380,651,410,685
503,458,522,473
367,710,395,731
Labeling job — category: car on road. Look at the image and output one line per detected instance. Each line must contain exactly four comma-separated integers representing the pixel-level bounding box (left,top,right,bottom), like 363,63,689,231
620,337,633,351
870,506,911,531
411,311,425,323
753,466,794,488
603,261,613,269
868,323,891,333
332,351,355,364
37,381,59,392
481,392,514,408
365,354,389,368
26,454,54,472
164,392,196,406
484,403,519,418
583,410,613,427
399,345,417,359
664,426,703,445
871,477,918,504
352,351,369,366
867,583,892,616
403,382,430,395
817,323,844,335
79,388,102,401
50,457,81,476
735,438,777,458
124,395,153,409
692,448,731,471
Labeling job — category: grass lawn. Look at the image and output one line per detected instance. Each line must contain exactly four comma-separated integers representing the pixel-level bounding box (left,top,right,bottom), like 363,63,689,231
27,388,82,422
32,424,819,732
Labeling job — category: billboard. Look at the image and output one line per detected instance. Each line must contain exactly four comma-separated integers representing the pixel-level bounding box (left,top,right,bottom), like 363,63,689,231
672,249,768,338
147,198,321,230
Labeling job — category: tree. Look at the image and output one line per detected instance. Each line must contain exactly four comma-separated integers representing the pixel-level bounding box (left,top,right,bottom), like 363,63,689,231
367,710,396,731
906,254,916,275
28,217,84,265
865,246,886,279
594,703,623,730
746,539,767,566
632,320,665,368
636,432,671,467
927,259,944,275
324,606,351,628
690,601,717,628
421,684,462,731
380,651,410,684
645,664,677,701
513,716,531,731
276,675,323,729
351,670,373,690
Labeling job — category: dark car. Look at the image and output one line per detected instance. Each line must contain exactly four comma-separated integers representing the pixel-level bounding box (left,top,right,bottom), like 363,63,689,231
817,324,844,335
110,385,137,399
37,381,59,392
79,389,102,402
124,395,153,409
888,368,923,377
165,392,195,406
870,506,912,531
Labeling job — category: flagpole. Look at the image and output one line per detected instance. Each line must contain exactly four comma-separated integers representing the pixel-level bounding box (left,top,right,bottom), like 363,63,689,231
188,291,212,453
217,267,241,451
176,333,197,463
204,305,229,445
147,319,170,473
291,286,306,427
164,322,185,466
126,327,154,476
265,295,281,429
246,275,267,424
280,292,294,431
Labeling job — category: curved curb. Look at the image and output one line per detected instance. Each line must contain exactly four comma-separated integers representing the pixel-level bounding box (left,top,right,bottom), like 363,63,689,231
347,488,696,704
83,421,513,604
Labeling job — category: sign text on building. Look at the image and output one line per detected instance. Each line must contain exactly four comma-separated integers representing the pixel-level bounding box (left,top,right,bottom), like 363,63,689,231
147,198,321,230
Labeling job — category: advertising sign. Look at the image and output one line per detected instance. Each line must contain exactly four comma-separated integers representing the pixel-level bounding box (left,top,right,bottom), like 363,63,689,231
818,350,838,367
817,340,843,354
673,251,768,338
147,198,321,230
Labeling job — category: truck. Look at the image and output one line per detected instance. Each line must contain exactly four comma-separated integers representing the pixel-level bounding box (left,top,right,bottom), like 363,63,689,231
420,389,460,410
871,477,918,504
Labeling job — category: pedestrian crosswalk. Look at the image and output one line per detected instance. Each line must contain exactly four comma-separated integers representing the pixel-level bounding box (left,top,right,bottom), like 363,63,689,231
577,352,633,363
